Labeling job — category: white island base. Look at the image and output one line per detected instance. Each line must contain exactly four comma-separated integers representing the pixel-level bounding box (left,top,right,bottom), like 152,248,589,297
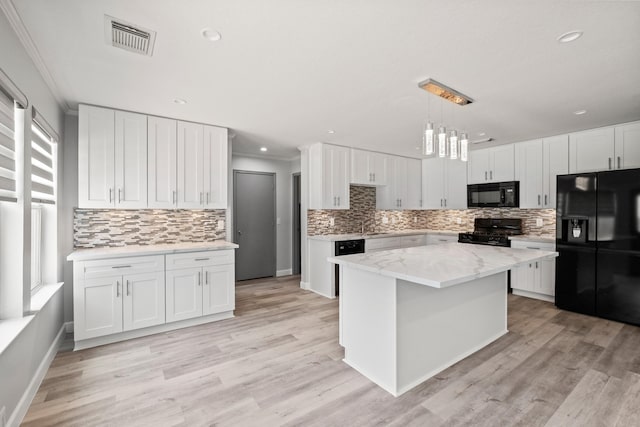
339,266,508,397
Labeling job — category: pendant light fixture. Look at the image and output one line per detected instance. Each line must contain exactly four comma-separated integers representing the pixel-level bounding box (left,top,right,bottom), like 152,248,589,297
418,78,473,163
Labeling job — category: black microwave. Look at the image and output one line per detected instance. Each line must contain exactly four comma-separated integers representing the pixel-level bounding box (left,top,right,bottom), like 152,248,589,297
467,181,519,208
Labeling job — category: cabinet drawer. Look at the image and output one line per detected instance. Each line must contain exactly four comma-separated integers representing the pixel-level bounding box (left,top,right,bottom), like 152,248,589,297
81,255,164,279
401,235,427,247
366,237,402,252
166,250,234,270
426,234,458,245
510,241,555,251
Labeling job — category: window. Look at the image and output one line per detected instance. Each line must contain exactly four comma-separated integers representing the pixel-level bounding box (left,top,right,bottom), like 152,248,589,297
31,121,56,204
0,95,16,202
31,205,42,291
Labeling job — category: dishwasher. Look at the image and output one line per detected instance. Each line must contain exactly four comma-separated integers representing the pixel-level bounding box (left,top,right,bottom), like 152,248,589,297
334,239,365,296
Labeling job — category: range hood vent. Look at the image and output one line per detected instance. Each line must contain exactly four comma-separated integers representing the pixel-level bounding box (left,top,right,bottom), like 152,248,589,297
104,15,156,56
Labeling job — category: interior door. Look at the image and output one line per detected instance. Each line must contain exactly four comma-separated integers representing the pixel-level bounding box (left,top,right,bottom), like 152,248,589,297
234,170,276,280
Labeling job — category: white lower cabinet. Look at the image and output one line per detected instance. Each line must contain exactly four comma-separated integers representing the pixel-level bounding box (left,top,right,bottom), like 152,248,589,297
166,250,235,322
510,240,555,302
426,234,458,245
74,255,165,341
72,248,235,349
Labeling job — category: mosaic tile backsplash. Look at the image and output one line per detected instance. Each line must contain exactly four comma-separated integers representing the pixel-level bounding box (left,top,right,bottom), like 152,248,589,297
74,209,226,248
307,185,556,237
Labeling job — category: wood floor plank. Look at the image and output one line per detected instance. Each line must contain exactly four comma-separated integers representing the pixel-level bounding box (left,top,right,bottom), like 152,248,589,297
21,277,640,426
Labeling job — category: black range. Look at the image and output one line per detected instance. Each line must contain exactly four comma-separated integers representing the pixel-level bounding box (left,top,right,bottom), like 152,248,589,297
458,218,523,248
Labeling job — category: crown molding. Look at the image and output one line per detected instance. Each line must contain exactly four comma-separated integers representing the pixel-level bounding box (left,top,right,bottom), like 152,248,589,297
0,0,71,113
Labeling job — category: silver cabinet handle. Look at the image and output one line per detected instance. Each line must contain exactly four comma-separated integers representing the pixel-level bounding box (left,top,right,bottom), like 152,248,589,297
440,199,443,207
126,280,130,296
490,170,493,180
485,171,487,180
198,271,201,286
205,271,209,285
200,192,204,204
116,280,120,297
109,188,113,203
111,265,132,269
333,196,336,206
544,194,548,206
538,195,541,206
118,188,122,203
206,192,210,204
444,199,447,207
608,158,612,170
535,261,539,269
373,172,376,181
526,247,541,250
173,190,177,204
618,156,621,169
195,257,210,261
338,196,340,206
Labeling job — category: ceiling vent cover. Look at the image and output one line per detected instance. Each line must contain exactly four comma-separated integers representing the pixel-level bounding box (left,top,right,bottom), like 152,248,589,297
104,15,156,56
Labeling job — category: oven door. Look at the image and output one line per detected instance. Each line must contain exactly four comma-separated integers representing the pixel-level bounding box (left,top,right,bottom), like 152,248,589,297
467,182,519,208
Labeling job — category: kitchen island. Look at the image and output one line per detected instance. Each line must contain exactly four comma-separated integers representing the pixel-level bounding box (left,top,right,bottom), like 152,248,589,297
328,242,557,397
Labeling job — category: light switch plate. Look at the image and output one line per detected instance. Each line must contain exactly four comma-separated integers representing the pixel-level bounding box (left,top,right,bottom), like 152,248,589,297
536,218,543,227
217,220,225,230
382,216,389,224
456,217,462,224
329,217,335,226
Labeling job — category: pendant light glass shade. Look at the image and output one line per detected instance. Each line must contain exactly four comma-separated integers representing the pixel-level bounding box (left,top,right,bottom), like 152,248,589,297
423,122,434,155
460,133,469,162
449,130,458,160
438,126,447,158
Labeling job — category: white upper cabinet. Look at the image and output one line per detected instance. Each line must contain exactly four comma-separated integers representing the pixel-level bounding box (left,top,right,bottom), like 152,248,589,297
148,116,177,208
569,127,615,173
422,157,467,209
203,125,228,209
405,158,422,209
468,144,514,184
177,121,206,209
309,143,350,209
350,149,387,185
377,156,422,210
79,105,147,208
515,140,544,208
542,135,568,208
79,105,115,208
614,122,640,170
114,111,147,208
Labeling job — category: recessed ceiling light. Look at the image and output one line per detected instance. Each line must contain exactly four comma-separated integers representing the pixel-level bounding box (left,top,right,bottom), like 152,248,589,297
201,28,222,41
260,147,267,152
174,98,187,104
327,130,335,134
557,30,583,43
573,109,587,115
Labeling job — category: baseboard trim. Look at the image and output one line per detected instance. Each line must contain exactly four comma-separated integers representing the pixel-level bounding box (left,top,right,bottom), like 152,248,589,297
308,287,335,299
276,269,293,277
8,322,65,427
512,289,555,303
300,281,310,290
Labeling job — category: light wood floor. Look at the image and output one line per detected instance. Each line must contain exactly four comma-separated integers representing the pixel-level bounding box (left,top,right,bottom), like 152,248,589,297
23,275,640,426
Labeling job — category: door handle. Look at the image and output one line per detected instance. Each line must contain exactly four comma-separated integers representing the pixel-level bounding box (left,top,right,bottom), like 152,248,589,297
617,156,621,169
126,280,130,296
116,280,120,297
237,230,242,235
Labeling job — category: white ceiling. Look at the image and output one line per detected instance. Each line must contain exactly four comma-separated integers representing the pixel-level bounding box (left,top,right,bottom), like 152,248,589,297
8,0,640,159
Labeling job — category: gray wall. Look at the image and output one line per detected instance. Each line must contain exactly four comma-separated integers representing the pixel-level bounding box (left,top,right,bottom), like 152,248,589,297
0,10,66,425
61,114,78,322
231,155,299,275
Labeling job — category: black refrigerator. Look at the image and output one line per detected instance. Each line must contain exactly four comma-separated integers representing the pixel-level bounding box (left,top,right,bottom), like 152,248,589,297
556,168,640,326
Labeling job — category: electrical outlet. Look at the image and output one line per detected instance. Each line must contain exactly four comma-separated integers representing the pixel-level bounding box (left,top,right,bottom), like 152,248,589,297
276,217,281,225
536,218,543,227
217,220,225,230
413,216,417,223
456,217,462,224
382,216,389,224
391,217,396,225
329,217,335,226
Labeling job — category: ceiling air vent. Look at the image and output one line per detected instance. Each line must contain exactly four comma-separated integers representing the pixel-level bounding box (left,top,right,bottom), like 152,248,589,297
104,15,156,56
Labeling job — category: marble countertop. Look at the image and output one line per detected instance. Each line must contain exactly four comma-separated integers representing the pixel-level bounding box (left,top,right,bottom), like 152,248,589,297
328,242,557,289
509,235,555,244
308,229,463,242
67,241,239,262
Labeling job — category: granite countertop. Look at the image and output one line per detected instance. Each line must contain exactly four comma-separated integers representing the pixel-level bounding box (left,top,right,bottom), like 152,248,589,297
328,242,557,289
67,241,239,262
509,235,555,244
307,229,464,242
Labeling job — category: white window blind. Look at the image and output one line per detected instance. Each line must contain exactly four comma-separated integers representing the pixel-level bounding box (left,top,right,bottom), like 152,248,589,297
0,95,16,202
31,121,56,204
31,205,42,291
